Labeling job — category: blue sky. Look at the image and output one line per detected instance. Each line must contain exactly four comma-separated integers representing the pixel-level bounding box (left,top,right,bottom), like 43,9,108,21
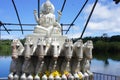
0,0,120,39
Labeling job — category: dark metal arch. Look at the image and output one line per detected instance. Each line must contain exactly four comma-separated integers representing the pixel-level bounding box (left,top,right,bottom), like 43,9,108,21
0,0,99,38
0,21,10,34
65,0,89,34
61,0,66,12
12,0,23,34
38,0,40,18
80,0,98,39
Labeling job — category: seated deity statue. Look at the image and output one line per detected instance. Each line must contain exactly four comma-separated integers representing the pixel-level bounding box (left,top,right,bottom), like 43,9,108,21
34,0,61,36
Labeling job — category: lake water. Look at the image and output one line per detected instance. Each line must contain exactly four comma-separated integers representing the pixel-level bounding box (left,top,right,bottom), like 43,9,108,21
0,56,120,77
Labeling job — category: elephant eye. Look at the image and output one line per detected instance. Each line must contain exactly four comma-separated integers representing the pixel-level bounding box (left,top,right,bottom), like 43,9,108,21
57,46,59,49
43,45,46,50
16,45,19,48
51,45,54,48
30,45,32,48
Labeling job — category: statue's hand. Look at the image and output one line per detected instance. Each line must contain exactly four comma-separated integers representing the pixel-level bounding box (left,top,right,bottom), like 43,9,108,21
34,10,37,14
57,10,62,15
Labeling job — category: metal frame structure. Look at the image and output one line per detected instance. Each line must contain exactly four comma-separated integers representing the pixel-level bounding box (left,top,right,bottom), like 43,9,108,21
65,0,89,34
11,0,23,34
0,0,98,39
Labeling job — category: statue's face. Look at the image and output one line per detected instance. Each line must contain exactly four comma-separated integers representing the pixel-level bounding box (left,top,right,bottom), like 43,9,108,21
42,0,54,14
44,3,52,13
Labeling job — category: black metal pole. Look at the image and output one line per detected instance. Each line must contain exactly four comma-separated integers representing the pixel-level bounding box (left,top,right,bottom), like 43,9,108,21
80,0,98,39
3,23,72,26
65,0,88,34
38,0,40,18
61,0,66,12
12,0,23,34
0,21,10,34
3,23,37,26
2,25,10,34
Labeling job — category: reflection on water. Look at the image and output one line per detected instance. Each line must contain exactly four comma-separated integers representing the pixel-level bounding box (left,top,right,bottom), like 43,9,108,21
0,56,120,77
90,59,120,76
104,59,109,66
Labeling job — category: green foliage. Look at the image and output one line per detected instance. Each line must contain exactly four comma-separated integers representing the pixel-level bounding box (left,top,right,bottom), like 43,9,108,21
0,40,11,56
110,35,120,42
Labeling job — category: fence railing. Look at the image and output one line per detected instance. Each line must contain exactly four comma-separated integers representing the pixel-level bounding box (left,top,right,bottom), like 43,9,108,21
93,72,120,80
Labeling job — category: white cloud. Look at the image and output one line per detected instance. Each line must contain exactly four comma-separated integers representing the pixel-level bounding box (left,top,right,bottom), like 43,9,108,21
85,3,111,20
84,1,120,35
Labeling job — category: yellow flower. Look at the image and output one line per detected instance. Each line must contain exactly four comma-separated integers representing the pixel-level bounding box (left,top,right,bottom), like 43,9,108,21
51,71,61,77
45,71,50,77
64,71,69,76
78,73,83,79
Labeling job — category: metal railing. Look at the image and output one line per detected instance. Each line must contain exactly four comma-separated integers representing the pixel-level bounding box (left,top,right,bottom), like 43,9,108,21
93,72,120,80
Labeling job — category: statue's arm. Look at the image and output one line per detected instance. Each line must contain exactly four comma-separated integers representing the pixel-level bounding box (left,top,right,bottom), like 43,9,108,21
57,10,62,22
53,21,61,28
34,10,39,24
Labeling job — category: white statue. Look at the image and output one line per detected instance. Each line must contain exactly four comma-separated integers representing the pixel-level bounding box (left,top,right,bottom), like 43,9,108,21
23,37,37,58
21,37,36,80
60,39,73,74
34,0,61,36
8,39,24,80
34,38,47,79
67,74,74,80
42,74,47,80
48,38,61,72
72,40,83,73
81,40,94,80
11,39,24,58
72,39,84,79
49,74,54,80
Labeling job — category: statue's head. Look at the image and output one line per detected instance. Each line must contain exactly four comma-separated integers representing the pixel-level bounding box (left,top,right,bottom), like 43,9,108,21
41,0,55,14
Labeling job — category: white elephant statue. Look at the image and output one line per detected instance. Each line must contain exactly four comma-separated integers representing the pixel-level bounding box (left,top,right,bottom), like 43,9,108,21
60,39,73,74
8,39,24,80
72,39,84,79
81,40,94,80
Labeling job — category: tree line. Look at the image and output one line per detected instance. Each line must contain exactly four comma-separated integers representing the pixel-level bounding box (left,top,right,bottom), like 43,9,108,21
73,35,120,61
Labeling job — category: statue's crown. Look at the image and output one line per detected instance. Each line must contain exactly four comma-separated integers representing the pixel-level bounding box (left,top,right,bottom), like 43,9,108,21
41,0,55,13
